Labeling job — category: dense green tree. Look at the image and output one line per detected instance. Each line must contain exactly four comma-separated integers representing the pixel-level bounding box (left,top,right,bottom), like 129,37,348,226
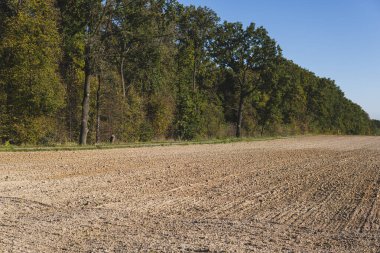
58,0,114,145
371,120,380,135
174,5,221,139
212,22,281,137
0,0,64,144
177,5,219,91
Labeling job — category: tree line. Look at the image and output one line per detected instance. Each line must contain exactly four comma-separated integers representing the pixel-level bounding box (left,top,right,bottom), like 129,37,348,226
0,0,378,145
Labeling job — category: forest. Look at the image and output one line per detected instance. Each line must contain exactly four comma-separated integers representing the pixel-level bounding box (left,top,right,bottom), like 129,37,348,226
0,0,378,145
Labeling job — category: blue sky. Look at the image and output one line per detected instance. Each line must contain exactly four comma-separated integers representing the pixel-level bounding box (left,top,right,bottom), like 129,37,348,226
178,0,380,120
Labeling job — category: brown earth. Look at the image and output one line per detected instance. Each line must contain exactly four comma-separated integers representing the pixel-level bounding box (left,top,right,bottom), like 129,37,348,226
0,136,379,252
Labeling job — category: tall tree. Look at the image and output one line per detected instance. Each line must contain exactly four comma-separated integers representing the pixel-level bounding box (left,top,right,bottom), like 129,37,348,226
212,22,281,137
0,0,64,144
177,5,219,91
59,0,114,144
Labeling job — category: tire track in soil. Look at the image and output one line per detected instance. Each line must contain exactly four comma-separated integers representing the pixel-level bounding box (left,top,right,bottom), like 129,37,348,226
254,150,377,234
326,162,376,233
204,151,339,221
358,175,380,233
261,153,347,226
309,155,373,232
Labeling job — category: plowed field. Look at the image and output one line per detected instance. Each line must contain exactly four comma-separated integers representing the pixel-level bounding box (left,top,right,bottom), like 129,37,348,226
1,136,379,252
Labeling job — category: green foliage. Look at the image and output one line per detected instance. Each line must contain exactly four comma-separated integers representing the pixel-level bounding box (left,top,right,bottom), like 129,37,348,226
148,92,176,138
0,0,64,144
197,96,226,139
371,120,380,135
118,88,145,142
175,93,200,140
3,140,13,151
212,21,281,137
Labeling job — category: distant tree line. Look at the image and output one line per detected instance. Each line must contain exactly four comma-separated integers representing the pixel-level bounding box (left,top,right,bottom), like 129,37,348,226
0,0,378,145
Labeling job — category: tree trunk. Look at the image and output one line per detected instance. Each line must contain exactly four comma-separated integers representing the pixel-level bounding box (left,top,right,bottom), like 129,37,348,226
120,57,126,97
79,45,91,145
236,71,247,138
17,0,23,9
192,54,197,92
236,92,244,138
95,74,101,144
67,83,73,142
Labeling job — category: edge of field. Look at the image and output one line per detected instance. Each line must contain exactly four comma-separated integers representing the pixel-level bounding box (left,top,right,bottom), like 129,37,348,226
0,135,307,152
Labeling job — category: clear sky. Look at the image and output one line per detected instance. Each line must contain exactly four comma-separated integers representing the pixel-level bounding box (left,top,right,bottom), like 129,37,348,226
177,0,380,120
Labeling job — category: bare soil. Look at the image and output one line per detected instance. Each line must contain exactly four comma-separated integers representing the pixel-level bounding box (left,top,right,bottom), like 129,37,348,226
0,136,379,252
